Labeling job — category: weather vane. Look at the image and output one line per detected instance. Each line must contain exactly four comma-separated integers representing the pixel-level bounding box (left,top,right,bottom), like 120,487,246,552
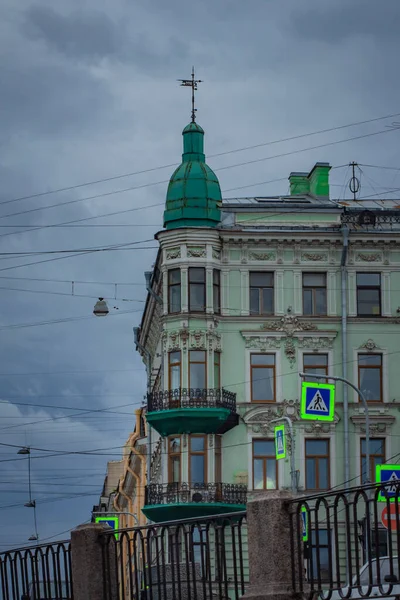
178,67,202,123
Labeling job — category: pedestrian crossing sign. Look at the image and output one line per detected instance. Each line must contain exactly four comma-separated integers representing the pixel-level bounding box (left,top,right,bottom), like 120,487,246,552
95,515,119,539
301,506,308,542
274,424,286,460
376,465,400,502
300,381,335,422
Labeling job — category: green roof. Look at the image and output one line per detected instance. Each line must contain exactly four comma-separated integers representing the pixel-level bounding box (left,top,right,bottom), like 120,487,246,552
163,121,221,229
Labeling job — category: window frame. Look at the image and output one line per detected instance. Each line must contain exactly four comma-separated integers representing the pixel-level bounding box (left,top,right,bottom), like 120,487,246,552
168,436,181,484
167,268,181,314
358,353,383,403
189,350,207,390
168,350,181,392
213,269,221,314
249,271,275,316
361,437,385,484
308,529,332,583
215,436,222,483
250,353,276,403
188,267,206,313
214,352,221,389
305,438,330,491
356,272,381,317
303,353,329,383
189,435,208,485
302,272,327,316
252,438,278,490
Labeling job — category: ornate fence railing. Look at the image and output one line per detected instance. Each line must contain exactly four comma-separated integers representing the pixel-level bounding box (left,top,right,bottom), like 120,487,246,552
147,388,237,413
0,540,72,600
288,481,400,600
101,511,248,600
145,482,247,507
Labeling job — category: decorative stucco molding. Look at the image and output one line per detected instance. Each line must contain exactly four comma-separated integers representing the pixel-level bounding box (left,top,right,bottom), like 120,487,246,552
248,251,276,261
187,246,206,258
166,247,181,260
356,253,382,263
212,247,221,260
242,399,301,430
162,328,221,353
350,413,395,435
301,253,328,262
242,334,283,351
261,315,317,336
358,339,380,352
297,335,336,350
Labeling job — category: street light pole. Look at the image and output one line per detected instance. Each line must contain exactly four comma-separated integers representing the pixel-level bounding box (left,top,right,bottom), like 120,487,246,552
268,416,297,494
92,511,139,526
299,372,371,485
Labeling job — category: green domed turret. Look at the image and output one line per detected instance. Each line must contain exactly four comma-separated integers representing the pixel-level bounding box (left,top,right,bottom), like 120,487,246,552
163,122,222,230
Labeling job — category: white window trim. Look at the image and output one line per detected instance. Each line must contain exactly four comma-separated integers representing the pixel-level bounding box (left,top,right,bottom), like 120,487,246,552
352,346,388,403
248,431,283,492
355,432,390,484
244,347,282,404
299,430,336,491
297,349,334,400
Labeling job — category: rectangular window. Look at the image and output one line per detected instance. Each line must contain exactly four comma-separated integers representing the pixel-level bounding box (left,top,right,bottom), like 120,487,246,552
214,352,221,389
357,273,381,316
249,272,274,315
213,270,221,314
303,354,328,383
252,439,277,490
168,269,181,314
168,437,181,483
305,439,330,491
309,529,331,583
250,354,276,402
358,354,383,402
361,438,385,484
189,435,207,485
189,350,207,389
189,267,206,312
168,351,181,391
303,273,327,316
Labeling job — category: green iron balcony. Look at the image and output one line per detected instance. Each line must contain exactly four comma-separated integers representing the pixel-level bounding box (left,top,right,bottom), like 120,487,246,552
142,482,247,522
146,388,239,437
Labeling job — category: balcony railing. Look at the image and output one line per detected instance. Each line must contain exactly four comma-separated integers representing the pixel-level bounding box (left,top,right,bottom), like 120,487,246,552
147,387,236,413
145,482,247,506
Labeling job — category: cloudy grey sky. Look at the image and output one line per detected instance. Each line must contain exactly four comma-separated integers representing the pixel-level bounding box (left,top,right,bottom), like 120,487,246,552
0,0,399,548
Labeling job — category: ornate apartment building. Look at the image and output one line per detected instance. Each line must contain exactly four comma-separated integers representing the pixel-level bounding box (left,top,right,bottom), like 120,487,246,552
134,114,400,574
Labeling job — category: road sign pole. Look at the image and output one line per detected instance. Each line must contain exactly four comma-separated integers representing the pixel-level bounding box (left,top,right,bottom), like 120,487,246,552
269,416,297,494
299,373,370,486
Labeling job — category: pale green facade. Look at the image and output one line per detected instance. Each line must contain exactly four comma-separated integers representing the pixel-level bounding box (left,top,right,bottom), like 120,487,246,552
136,121,400,525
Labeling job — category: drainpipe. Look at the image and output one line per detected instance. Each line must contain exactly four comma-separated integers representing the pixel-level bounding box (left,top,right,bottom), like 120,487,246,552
341,226,350,491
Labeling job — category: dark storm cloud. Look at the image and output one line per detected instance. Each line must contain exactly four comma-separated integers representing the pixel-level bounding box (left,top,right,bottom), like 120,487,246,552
23,4,190,71
290,0,400,43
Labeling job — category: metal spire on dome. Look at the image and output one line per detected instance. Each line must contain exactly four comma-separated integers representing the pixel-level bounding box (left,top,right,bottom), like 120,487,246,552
178,67,202,123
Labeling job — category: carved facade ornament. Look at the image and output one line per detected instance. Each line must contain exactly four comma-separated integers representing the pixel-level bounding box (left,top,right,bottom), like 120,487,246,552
359,339,379,352
187,246,206,258
356,253,382,263
248,251,276,261
301,253,328,262
243,399,301,429
166,247,181,260
163,328,220,353
261,315,316,337
212,247,221,260
243,335,282,351
190,330,207,350
297,336,335,350
208,434,214,448
277,243,284,265
285,339,296,367
304,422,333,436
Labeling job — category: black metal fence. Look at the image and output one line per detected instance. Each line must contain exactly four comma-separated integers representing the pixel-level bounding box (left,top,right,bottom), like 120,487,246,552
0,540,72,600
101,512,248,600
147,388,237,413
289,482,400,599
145,482,247,507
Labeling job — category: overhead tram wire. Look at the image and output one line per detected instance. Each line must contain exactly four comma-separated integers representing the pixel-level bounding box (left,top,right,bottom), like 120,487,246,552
2,111,399,208
0,125,398,243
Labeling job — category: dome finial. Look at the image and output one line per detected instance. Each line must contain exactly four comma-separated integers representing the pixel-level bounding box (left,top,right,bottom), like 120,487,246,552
178,66,202,123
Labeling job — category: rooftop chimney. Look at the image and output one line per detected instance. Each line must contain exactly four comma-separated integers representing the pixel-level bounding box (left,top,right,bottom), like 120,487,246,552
308,162,331,198
289,172,309,196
